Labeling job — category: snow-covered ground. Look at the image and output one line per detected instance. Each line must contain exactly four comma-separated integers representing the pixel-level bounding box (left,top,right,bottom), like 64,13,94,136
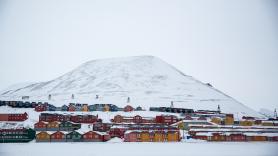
0,142,277,156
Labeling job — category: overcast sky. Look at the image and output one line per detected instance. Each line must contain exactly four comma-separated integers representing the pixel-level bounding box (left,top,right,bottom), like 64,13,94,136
0,0,277,111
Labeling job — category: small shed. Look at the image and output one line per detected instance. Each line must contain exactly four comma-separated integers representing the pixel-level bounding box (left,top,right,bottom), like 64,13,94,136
123,105,134,112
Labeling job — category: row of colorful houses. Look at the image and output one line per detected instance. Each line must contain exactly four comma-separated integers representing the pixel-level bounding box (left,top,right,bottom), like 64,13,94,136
34,121,81,131
209,114,278,126
39,113,100,123
36,130,110,142
188,124,278,142
111,115,179,125
0,101,38,108
191,132,278,142
0,101,144,112
36,104,141,112
124,130,180,142
108,124,178,138
0,112,28,121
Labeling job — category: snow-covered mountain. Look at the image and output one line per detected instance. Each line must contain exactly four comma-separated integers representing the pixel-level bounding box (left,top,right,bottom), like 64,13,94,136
0,56,262,118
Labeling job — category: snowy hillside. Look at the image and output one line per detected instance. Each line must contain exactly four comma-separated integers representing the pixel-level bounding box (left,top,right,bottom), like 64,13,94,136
259,108,274,118
0,56,262,118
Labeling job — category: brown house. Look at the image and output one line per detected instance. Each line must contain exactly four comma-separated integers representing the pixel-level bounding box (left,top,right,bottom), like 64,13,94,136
36,131,51,142
123,105,134,112
83,131,110,142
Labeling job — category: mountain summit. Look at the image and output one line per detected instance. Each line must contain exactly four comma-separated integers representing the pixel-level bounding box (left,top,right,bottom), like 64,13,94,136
0,56,261,117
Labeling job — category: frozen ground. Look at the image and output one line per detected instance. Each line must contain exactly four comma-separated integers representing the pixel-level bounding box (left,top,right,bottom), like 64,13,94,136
0,142,277,156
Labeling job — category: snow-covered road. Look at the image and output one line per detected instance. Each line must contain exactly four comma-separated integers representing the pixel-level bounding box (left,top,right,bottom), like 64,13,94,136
0,142,277,156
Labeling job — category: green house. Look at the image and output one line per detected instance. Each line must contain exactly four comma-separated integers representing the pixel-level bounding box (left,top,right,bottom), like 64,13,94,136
59,121,81,131
66,131,82,142
0,128,35,143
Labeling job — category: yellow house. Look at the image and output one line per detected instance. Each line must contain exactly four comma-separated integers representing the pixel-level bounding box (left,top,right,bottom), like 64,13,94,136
239,120,254,126
154,132,164,142
36,131,50,142
82,104,89,112
47,121,59,130
177,122,185,130
262,121,274,126
224,114,234,125
103,104,110,112
141,132,150,142
211,117,222,125
167,132,179,142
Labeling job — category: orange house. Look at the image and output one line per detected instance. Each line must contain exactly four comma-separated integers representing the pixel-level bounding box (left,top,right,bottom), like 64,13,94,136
141,132,150,142
82,104,89,112
167,131,180,142
154,132,165,142
210,133,226,141
47,121,60,131
36,131,51,142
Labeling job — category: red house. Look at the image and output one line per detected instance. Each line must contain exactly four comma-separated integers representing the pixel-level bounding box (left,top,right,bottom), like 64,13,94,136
268,136,278,142
34,121,48,131
82,131,110,142
68,104,76,112
210,133,226,141
155,115,178,125
227,134,246,141
70,115,98,123
123,105,134,112
50,131,66,142
109,126,127,138
111,115,154,124
0,112,28,121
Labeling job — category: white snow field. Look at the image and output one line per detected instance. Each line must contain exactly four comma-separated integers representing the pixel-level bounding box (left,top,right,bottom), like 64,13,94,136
0,56,262,118
0,142,277,156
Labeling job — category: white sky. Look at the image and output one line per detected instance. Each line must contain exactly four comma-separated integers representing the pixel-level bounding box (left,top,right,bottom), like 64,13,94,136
0,0,277,111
